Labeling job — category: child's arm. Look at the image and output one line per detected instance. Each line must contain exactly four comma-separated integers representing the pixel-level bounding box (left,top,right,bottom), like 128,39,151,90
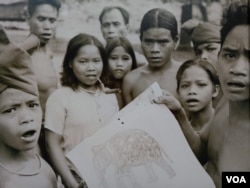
45,130,80,188
153,90,207,162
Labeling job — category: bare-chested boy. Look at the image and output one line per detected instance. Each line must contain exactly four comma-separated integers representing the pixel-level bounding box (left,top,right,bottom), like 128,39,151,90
155,1,249,188
0,26,57,188
122,8,181,104
23,0,61,115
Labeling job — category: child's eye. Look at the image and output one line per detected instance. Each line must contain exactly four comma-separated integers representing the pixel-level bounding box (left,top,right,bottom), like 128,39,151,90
198,83,207,87
29,102,39,109
122,56,130,61
110,56,118,60
94,58,101,63
180,84,188,89
207,48,216,52
49,18,56,24
224,52,237,60
79,60,87,64
3,107,16,114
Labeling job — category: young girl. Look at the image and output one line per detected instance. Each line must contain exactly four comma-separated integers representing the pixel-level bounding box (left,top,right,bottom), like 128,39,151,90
102,37,137,108
44,33,119,188
176,58,220,131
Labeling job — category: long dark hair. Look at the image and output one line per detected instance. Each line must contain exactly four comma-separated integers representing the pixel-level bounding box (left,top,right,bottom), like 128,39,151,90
61,33,106,91
101,37,137,88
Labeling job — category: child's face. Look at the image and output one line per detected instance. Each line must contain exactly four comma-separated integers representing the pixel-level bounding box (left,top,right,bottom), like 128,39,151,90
194,42,221,69
178,66,217,112
141,28,177,70
27,4,58,46
71,44,103,89
0,88,42,151
218,25,249,102
108,46,133,79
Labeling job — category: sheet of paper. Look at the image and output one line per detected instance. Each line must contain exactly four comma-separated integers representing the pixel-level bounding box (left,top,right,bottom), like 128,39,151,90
67,82,215,188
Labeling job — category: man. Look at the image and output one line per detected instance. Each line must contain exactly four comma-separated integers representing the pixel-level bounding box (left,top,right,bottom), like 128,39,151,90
20,0,61,158
22,0,61,115
191,22,221,69
122,8,181,104
99,6,147,67
156,2,249,187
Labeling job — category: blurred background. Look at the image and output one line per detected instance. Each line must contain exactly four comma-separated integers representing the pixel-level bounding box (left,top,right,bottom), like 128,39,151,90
0,0,233,77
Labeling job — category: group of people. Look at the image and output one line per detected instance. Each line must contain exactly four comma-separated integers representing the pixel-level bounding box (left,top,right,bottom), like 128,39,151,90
0,0,249,188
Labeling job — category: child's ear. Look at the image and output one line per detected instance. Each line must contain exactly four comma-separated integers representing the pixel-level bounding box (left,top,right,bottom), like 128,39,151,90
212,85,220,98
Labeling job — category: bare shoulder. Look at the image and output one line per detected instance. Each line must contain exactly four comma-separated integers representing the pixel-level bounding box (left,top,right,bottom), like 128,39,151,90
123,66,147,84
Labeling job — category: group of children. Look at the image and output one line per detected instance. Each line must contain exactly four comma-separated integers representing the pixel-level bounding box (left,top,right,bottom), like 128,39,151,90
0,0,249,188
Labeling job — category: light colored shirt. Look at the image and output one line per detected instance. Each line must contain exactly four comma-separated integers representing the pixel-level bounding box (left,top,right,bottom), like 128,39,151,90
44,86,119,155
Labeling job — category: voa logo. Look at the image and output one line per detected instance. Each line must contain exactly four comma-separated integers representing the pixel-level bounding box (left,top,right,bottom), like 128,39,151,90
226,176,247,184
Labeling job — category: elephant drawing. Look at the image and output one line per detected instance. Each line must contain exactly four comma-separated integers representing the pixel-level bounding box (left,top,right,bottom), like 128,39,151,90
91,129,176,188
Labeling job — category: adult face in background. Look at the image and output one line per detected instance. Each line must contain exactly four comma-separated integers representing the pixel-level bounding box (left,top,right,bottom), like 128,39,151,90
27,4,59,46
100,8,128,41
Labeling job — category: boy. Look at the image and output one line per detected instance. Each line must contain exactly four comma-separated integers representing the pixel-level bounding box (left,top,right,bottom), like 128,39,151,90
122,8,181,104
0,26,57,188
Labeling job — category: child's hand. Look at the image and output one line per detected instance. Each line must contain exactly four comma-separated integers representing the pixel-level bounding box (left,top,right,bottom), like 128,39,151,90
153,90,182,112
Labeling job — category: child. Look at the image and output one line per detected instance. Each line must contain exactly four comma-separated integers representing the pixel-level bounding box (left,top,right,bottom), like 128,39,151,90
102,37,138,108
0,27,57,187
176,59,220,131
44,33,119,188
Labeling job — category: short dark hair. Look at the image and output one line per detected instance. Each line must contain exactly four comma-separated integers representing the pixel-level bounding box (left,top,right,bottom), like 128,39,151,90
140,8,178,40
99,6,129,25
61,33,106,91
176,58,220,92
27,0,61,16
220,0,249,46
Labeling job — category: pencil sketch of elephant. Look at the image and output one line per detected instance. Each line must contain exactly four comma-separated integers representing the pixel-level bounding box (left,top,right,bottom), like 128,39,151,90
91,129,176,188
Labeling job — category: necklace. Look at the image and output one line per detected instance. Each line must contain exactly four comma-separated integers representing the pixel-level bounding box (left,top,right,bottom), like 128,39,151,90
0,153,41,176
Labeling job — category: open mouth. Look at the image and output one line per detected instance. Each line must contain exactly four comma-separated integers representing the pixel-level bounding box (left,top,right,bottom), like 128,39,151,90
41,34,52,40
227,82,245,88
20,130,37,142
187,99,199,103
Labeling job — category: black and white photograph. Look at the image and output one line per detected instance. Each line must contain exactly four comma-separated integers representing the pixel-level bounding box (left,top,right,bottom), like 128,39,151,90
0,0,249,188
